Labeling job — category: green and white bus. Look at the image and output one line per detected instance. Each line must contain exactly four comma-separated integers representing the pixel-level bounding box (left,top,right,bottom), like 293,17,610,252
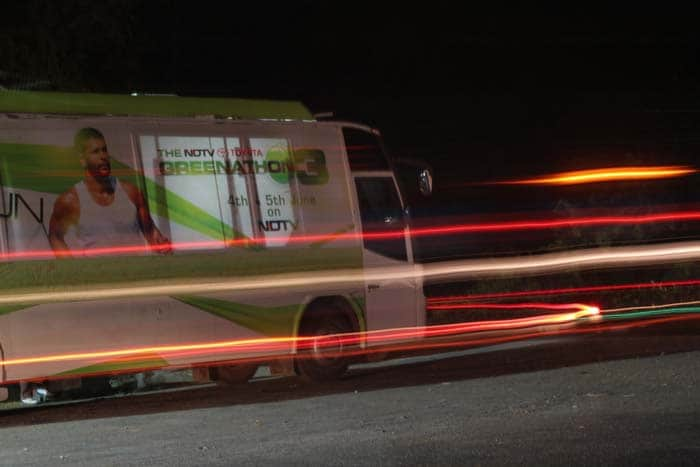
0,91,430,402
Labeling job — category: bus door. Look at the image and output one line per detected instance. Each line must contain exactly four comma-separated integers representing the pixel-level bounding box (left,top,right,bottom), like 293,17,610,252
353,174,421,333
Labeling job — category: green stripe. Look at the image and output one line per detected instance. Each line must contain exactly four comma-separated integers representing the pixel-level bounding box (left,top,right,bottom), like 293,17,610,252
348,294,367,332
142,177,246,242
603,306,700,321
0,143,80,194
0,303,34,317
0,91,314,120
174,295,299,337
0,247,362,298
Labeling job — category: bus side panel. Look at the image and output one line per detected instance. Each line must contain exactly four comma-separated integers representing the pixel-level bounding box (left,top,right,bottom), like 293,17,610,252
0,116,365,382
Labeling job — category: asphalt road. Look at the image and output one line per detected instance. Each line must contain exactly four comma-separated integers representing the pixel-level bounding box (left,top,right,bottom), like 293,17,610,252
1,323,700,466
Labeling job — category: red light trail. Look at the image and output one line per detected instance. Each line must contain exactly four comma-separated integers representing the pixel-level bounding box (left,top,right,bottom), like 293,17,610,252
427,279,700,304
337,313,700,362
406,210,700,237
3,209,700,260
427,302,597,312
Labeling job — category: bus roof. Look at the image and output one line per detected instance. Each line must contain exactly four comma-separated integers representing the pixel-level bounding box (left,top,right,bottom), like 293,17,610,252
0,90,314,121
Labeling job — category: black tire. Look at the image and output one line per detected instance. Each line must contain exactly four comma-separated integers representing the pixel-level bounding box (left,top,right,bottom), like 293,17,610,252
295,305,354,382
211,363,258,385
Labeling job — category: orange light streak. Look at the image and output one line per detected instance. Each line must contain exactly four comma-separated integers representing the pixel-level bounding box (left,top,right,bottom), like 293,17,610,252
1,306,599,368
492,165,696,186
1,336,299,367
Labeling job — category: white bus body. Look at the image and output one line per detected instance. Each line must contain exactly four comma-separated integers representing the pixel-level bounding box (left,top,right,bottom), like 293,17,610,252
0,92,425,391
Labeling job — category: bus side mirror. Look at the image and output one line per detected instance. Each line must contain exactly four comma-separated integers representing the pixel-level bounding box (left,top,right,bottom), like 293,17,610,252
418,168,433,196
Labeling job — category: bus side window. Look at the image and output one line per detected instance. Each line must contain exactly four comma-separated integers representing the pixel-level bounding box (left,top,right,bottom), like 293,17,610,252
354,176,407,261
343,128,390,172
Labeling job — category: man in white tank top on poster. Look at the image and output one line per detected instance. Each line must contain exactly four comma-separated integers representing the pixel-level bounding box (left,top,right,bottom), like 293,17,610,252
48,127,171,257
20,128,172,404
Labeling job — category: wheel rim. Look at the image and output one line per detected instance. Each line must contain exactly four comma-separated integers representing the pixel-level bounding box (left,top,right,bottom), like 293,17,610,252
310,328,344,366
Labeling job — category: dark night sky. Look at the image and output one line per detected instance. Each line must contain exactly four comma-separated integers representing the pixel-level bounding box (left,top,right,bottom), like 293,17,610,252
3,2,700,196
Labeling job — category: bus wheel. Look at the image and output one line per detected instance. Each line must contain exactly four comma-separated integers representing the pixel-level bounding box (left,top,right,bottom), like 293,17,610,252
211,364,258,385
295,308,353,382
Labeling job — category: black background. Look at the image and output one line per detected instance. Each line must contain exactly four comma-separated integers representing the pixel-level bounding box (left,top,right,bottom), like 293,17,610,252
3,2,700,204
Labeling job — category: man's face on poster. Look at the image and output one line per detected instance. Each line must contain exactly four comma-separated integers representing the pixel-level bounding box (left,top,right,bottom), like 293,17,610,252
80,137,112,178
